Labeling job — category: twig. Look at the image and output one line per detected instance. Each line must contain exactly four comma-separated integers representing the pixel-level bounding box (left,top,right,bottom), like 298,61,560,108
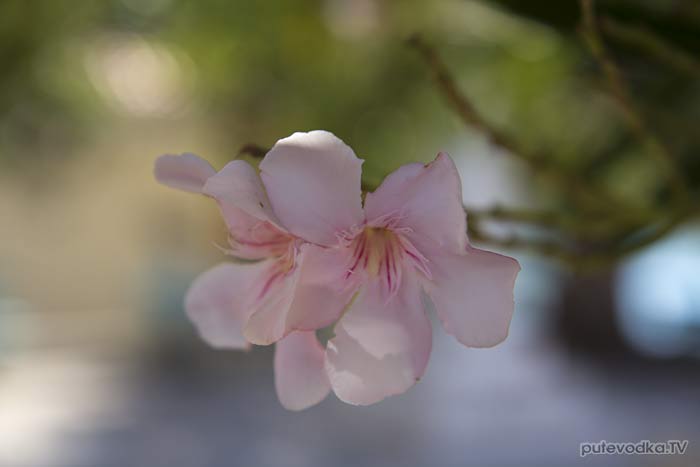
403,7,697,270
469,204,696,270
601,17,700,78
406,33,618,210
237,144,268,159
466,205,649,240
468,206,562,226
467,217,579,264
579,0,687,200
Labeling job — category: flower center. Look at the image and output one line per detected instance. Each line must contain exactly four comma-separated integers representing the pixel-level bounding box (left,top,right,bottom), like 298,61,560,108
227,220,294,259
344,226,431,297
256,241,298,301
362,227,400,276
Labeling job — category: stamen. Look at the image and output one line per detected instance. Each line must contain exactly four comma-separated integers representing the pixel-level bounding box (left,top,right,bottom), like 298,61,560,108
256,242,298,300
344,225,430,297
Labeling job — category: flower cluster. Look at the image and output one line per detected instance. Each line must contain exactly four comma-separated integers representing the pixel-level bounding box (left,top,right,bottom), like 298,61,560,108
154,130,519,410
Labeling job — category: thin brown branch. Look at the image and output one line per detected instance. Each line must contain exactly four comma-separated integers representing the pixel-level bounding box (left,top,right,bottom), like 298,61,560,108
468,206,562,226
468,201,696,270
579,0,688,200
237,143,268,159
467,217,579,264
601,17,700,78
406,34,541,165
406,33,619,211
466,205,647,240
404,12,697,270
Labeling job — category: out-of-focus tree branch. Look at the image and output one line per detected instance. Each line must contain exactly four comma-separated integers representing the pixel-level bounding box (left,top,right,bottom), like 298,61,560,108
467,204,692,271
406,34,609,210
238,2,698,271
405,2,698,270
579,0,688,201
237,144,268,159
600,17,700,79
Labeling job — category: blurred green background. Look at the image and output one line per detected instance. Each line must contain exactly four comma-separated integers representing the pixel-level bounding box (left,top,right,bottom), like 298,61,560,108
0,1,699,466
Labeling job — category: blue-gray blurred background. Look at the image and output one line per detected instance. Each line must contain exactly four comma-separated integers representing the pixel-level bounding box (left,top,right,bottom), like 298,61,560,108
0,1,699,466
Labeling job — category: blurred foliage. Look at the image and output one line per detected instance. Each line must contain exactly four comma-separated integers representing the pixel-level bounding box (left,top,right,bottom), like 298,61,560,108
0,0,452,180
0,0,697,267
438,0,700,267
0,1,103,166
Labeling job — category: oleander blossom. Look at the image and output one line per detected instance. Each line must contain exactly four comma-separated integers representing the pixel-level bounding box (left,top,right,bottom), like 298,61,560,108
154,130,520,410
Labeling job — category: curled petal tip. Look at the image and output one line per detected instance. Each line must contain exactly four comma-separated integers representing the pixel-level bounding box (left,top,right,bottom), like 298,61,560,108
154,153,215,193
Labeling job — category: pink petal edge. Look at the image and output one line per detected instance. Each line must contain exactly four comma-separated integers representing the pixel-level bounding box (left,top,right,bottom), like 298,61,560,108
274,331,331,411
154,153,216,193
184,261,274,349
427,246,520,348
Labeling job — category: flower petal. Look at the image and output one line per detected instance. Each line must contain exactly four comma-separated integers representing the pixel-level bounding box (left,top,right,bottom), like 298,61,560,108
242,260,301,346
364,152,466,254
244,244,354,345
203,160,283,228
259,131,364,246
285,244,357,332
325,272,432,406
154,153,216,193
274,331,331,411
427,247,520,348
202,160,292,259
220,204,292,260
184,261,274,349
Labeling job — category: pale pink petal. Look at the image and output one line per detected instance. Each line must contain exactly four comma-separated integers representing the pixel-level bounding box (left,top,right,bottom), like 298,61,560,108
427,247,520,348
364,152,466,254
201,160,292,259
285,244,356,332
220,204,292,260
242,260,301,346
259,131,364,246
154,153,216,193
244,244,354,345
184,261,274,349
274,331,331,411
325,272,432,406
202,160,283,228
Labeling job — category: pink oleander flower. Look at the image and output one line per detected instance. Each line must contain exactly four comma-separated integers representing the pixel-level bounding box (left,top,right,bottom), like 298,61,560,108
154,130,520,410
